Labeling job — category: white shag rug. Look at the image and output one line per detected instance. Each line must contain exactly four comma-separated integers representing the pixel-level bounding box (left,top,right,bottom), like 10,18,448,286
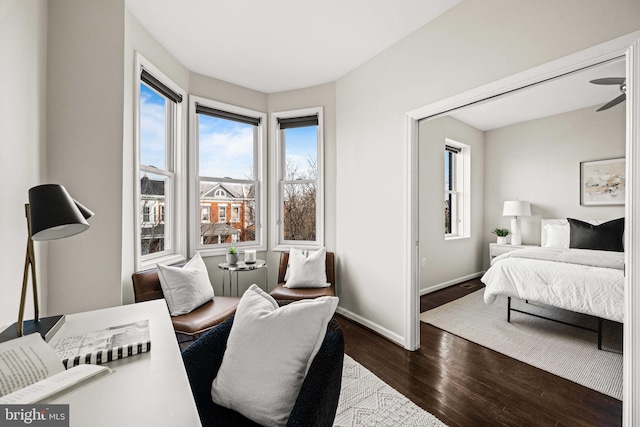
420,290,623,400
334,354,447,427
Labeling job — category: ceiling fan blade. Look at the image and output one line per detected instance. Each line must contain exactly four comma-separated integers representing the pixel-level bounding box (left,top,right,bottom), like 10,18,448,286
597,93,626,111
590,77,625,85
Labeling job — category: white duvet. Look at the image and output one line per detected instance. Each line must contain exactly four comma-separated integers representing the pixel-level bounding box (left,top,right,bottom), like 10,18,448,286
481,247,624,323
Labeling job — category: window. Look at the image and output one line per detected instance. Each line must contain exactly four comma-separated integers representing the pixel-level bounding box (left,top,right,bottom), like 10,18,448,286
190,96,267,255
231,205,240,223
445,138,470,239
218,205,227,223
201,205,210,222
271,107,324,250
136,54,186,268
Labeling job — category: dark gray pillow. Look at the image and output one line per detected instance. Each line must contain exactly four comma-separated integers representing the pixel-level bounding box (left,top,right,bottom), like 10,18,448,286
568,218,624,252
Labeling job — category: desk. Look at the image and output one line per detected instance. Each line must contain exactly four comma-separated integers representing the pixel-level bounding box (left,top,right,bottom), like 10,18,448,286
50,300,201,427
218,260,268,296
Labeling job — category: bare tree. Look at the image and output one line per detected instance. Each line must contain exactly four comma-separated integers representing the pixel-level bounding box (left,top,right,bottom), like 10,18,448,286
283,158,317,241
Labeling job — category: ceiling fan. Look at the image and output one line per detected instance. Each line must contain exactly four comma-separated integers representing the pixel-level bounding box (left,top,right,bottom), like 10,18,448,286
590,77,626,111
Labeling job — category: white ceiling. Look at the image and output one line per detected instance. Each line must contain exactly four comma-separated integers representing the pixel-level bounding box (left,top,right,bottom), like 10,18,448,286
125,0,462,93
449,58,626,131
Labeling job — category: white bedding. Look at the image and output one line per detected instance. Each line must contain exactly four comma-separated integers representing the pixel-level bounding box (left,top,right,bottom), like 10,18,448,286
481,247,624,323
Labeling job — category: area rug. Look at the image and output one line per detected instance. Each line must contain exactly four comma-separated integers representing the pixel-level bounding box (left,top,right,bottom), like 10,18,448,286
420,290,623,400
334,354,447,427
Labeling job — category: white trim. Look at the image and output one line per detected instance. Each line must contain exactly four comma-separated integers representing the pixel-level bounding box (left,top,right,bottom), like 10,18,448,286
336,306,404,347
270,107,325,251
419,272,484,296
406,33,640,422
134,52,187,271
624,36,640,427
188,95,267,257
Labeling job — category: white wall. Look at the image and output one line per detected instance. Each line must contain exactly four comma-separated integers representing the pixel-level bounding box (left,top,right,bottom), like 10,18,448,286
46,0,125,314
336,0,640,345
483,105,626,267
0,0,47,326
419,116,484,292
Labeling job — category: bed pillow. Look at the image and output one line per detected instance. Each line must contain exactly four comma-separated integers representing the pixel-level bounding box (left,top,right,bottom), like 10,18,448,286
284,247,330,288
211,285,338,426
568,218,625,252
543,224,570,248
157,252,214,316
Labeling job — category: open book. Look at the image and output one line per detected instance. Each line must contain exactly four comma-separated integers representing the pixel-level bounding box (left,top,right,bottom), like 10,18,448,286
0,333,111,404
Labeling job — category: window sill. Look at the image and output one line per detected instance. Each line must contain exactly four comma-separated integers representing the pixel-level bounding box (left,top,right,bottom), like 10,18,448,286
140,253,187,271
445,235,470,241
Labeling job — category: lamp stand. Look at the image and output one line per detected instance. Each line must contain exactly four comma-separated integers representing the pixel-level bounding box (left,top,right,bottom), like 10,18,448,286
0,204,65,343
510,217,522,246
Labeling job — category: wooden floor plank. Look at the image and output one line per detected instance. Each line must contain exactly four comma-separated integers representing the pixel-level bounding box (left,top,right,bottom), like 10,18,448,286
339,279,622,427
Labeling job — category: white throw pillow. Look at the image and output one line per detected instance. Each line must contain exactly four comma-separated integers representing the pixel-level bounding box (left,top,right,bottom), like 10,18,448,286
157,253,214,316
211,285,338,427
284,247,330,288
543,224,570,248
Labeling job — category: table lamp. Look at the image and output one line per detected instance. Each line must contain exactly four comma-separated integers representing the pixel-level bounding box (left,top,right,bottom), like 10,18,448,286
0,184,94,343
503,200,531,246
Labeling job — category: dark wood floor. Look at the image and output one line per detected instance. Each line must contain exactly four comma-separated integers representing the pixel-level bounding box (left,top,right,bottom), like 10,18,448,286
338,278,622,427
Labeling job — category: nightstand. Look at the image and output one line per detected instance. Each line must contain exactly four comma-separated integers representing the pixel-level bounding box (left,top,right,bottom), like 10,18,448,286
489,243,539,263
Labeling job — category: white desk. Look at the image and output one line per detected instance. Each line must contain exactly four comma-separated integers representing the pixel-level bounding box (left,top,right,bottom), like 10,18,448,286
50,300,201,427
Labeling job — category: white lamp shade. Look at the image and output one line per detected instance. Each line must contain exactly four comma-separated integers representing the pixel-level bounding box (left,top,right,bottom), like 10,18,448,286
503,201,531,217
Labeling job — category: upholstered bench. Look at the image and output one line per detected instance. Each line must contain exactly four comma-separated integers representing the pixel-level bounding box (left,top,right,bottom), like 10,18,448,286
132,264,240,339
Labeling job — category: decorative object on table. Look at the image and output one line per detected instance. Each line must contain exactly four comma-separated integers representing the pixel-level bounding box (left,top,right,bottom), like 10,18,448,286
0,184,93,344
502,200,531,246
491,228,510,245
49,320,151,369
225,245,238,265
580,157,625,206
244,249,257,264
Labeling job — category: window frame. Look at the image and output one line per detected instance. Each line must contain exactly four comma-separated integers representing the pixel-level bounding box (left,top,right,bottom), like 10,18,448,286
134,53,187,271
270,107,324,251
189,95,267,256
444,138,471,240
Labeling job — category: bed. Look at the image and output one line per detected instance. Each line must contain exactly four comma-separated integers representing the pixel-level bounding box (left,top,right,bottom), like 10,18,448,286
481,218,625,349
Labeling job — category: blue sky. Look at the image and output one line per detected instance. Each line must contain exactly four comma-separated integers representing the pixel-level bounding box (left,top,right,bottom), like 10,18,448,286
139,84,166,169
140,82,318,180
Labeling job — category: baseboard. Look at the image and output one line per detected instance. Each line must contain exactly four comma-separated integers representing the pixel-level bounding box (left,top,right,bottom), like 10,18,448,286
419,271,484,296
335,306,404,347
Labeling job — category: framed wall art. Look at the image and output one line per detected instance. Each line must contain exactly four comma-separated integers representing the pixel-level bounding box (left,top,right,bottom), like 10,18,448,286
580,157,625,206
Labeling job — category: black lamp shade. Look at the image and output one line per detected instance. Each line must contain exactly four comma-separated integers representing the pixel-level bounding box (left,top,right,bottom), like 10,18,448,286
29,184,93,241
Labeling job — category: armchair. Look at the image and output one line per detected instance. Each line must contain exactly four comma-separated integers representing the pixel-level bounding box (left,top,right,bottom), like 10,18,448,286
269,251,336,301
182,315,344,427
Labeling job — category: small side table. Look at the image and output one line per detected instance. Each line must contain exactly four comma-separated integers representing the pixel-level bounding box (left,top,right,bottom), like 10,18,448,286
218,260,268,296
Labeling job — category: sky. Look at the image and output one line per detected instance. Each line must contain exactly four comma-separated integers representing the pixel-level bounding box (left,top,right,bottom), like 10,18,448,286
140,82,318,180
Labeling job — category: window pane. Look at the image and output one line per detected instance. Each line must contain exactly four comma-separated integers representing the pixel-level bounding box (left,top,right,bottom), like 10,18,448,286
284,126,317,180
198,114,254,179
140,83,167,169
199,181,255,245
283,182,316,241
445,194,452,234
140,172,167,255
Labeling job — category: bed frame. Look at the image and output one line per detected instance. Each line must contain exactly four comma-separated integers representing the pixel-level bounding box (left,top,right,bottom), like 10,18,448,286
504,218,610,350
506,297,604,349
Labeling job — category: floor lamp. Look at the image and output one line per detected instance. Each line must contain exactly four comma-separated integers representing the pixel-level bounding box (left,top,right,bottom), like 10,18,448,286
0,184,93,343
503,200,531,246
